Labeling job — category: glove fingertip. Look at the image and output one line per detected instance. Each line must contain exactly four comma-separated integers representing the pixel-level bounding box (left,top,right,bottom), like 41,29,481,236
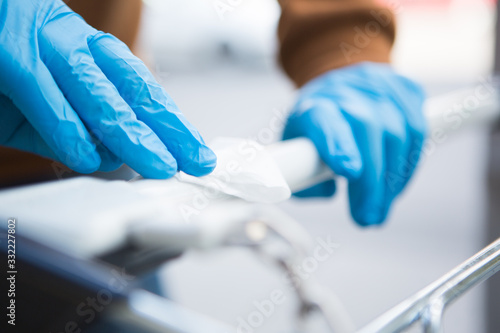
95,147,123,172
144,161,178,179
98,160,123,173
71,161,100,174
293,180,336,198
340,158,363,179
350,199,386,227
325,154,362,181
62,142,101,174
180,145,217,177
133,148,178,179
352,211,385,227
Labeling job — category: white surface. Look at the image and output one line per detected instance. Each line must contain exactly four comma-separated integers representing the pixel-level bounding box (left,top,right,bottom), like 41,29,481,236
177,137,291,203
157,67,489,332
0,138,297,256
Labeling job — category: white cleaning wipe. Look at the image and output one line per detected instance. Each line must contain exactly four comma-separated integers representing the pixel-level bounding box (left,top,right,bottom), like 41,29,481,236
176,138,291,203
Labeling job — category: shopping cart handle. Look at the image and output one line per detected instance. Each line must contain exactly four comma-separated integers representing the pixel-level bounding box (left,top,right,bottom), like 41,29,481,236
267,86,500,193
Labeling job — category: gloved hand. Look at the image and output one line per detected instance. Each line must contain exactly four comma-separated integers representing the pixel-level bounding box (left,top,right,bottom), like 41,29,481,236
0,0,216,178
283,62,427,226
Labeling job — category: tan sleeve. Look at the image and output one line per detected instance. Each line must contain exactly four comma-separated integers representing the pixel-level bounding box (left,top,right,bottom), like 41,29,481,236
277,0,396,87
65,0,142,50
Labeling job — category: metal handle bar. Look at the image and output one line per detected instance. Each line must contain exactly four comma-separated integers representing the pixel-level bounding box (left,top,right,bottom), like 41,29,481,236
358,237,500,333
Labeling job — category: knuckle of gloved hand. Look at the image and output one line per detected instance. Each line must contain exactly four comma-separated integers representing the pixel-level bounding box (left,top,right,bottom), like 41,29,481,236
65,154,99,174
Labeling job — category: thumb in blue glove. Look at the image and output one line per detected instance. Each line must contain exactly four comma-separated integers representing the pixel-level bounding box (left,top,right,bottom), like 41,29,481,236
283,62,427,226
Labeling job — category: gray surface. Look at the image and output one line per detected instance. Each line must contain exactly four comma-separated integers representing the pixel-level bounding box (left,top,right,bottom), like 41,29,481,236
487,4,500,333
154,65,489,332
486,123,500,333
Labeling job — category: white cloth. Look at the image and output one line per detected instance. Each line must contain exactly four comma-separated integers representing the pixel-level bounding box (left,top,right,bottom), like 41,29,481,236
176,138,291,203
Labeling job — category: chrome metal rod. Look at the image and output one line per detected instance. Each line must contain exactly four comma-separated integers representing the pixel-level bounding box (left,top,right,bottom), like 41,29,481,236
358,238,500,333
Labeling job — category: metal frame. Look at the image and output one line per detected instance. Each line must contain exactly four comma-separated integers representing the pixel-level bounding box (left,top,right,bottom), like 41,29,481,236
115,236,500,333
358,238,500,333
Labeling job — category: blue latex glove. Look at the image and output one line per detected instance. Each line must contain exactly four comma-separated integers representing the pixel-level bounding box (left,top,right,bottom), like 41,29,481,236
0,0,216,178
283,62,427,226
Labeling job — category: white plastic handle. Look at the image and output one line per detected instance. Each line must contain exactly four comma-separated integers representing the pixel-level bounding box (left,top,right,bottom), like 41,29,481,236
267,86,500,193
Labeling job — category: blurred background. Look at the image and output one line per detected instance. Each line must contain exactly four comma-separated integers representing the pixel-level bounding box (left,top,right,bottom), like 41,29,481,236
135,0,496,332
